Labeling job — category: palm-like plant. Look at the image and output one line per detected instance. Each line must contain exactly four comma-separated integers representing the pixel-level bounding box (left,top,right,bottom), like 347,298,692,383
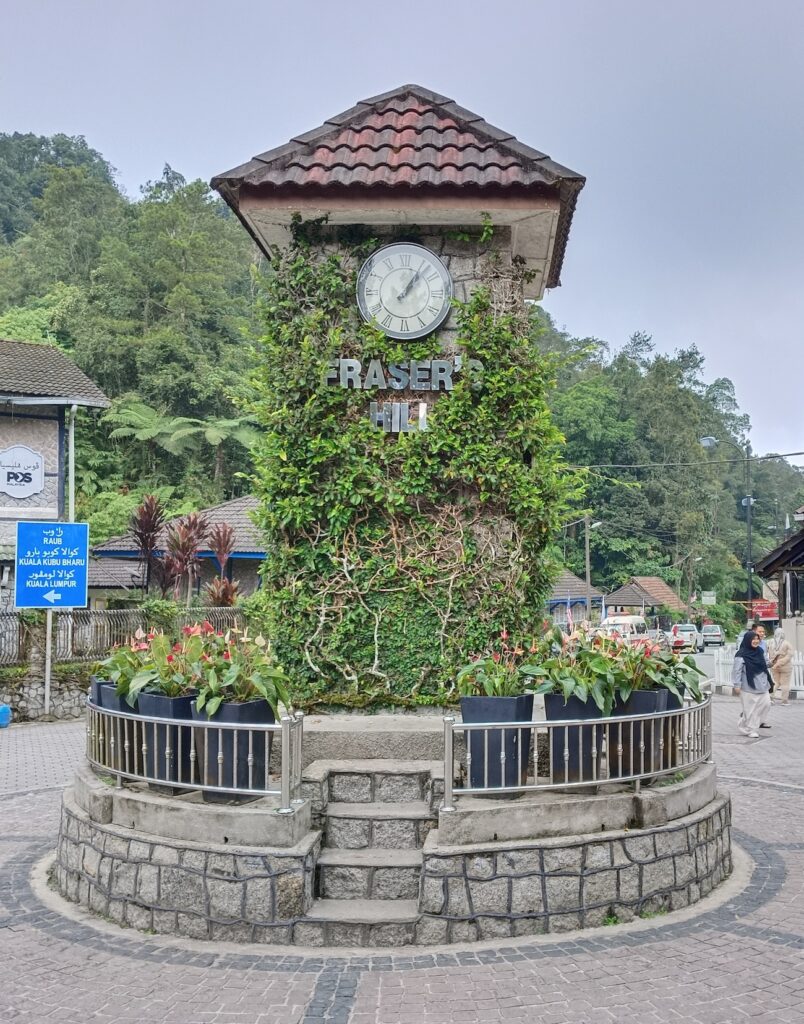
165,512,209,606
129,494,167,593
167,416,261,483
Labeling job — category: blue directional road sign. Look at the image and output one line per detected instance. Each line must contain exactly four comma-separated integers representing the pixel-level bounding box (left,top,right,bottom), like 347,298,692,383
15,521,89,609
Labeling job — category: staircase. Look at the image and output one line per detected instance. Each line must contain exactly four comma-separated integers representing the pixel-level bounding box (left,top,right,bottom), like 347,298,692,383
294,760,442,946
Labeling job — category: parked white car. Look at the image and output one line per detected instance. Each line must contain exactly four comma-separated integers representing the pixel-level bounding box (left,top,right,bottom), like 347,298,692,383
674,623,704,652
701,624,725,647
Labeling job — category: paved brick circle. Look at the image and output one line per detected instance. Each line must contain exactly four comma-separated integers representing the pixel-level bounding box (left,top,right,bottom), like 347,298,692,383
2,698,802,1023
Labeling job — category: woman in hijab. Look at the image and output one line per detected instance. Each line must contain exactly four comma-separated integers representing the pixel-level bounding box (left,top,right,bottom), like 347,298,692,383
770,628,794,705
732,629,773,738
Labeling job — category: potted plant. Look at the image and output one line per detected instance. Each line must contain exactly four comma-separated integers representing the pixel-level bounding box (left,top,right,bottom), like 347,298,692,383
94,633,153,773
190,624,291,801
118,631,202,788
456,632,535,791
521,629,616,785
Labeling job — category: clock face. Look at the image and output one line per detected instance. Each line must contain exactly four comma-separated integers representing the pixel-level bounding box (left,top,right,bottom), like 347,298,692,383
356,243,452,340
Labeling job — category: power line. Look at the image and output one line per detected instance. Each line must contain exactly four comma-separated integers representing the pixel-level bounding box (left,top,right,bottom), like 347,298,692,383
569,449,804,471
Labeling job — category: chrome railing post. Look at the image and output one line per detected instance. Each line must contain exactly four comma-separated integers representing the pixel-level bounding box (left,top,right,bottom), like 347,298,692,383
292,711,305,803
278,714,293,813
442,715,455,811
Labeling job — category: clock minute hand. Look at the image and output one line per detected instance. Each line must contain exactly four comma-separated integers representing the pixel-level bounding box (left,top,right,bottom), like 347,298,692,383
397,268,422,302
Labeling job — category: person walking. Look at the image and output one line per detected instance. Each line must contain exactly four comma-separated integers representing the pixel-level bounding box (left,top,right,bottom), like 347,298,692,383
770,628,794,706
732,630,773,738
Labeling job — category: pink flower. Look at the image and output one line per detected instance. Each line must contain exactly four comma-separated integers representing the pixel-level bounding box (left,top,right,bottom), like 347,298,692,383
223,651,231,661
166,654,174,663
500,629,509,640
492,652,501,663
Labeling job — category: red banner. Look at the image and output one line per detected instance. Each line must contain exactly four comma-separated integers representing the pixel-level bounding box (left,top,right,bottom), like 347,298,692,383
750,599,779,620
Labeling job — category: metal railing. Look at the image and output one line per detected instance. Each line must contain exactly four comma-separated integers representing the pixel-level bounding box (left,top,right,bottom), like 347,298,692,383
0,607,246,666
713,645,804,694
86,701,304,808
442,697,712,810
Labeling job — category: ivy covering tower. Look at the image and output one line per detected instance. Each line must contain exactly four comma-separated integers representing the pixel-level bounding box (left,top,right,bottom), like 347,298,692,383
211,86,587,703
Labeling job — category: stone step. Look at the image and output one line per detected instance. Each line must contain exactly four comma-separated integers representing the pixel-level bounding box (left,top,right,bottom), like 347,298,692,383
329,760,438,804
317,847,422,900
301,759,445,820
324,800,435,850
293,898,419,947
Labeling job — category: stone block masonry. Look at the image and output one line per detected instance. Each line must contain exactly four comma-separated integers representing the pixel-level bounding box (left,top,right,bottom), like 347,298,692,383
0,670,88,722
56,788,320,941
417,795,731,942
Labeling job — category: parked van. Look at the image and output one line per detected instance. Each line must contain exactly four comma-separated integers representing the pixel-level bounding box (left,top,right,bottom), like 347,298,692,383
599,615,648,636
598,615,649,645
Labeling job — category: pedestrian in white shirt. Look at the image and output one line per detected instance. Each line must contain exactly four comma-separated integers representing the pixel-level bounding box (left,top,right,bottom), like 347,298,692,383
732,630,773,738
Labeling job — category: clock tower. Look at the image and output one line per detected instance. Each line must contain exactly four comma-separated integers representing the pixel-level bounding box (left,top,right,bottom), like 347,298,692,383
210,86,586,699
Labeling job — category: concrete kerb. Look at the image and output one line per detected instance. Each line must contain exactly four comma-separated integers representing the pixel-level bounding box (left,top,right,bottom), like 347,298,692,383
31,840,753,959
72,762,311,847
437,762,719,844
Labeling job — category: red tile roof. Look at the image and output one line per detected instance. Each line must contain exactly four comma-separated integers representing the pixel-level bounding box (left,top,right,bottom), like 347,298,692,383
212,84,585,288
606,576,687,613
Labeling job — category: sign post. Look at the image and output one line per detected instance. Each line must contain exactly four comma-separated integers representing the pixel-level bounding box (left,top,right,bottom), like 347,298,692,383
15,522,89,716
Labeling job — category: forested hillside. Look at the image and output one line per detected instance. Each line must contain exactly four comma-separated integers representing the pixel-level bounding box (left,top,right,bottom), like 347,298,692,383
1,131,801,615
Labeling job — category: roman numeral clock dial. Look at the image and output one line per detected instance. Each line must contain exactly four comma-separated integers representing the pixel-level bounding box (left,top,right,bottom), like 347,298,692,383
356,243,452,340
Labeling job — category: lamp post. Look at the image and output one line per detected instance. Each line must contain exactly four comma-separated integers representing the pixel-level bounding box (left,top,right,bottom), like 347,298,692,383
700,435,753,621
563,516,603,618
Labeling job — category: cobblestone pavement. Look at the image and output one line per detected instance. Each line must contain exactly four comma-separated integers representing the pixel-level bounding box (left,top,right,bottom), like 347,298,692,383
1,697,804,1023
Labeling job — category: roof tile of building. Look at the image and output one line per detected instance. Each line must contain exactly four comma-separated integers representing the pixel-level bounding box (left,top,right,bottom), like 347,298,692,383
549,568,603,602
0,339,110,408
212,84,585,289
93,496,264,557
606,576,687,613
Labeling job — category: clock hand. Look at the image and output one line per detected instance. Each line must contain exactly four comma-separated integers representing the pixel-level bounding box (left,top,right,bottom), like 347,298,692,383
396,268,422,302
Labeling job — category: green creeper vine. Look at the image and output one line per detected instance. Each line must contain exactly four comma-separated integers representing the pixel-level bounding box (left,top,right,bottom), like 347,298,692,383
242,224,584,707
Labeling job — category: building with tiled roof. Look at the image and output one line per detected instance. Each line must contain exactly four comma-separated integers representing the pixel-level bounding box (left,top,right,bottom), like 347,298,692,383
92,496,265,599
212,84,585,299
548,568,604,623
0,339,110,408
0,340,110,596
606,576,687,614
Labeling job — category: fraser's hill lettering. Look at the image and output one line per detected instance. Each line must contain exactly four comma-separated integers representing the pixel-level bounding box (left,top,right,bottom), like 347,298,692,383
325,356,483,434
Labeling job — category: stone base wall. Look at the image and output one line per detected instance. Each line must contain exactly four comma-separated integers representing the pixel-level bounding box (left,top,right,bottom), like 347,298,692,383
56,789,320,943
0,672,87,722
416,795,731,944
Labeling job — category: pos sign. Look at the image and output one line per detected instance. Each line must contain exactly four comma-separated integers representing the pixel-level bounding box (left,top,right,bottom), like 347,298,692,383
15,521,89,609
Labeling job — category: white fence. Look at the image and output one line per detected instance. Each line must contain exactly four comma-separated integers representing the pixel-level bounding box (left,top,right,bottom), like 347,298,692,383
712,644,804,696
0,607,246,667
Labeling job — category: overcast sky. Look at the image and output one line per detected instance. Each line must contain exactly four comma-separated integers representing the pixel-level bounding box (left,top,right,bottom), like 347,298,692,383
4,0,803,461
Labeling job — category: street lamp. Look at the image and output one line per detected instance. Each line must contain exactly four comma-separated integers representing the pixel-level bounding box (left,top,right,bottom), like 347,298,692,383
700,435,754,621
563,516,603,618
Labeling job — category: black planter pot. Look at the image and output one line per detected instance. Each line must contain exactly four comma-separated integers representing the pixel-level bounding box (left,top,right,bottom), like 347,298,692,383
98,682,140,774
459,695,534,791
663,689,684,770
608,689,668,779
137,692,196,790
544,694,604,785
191,699,275,802
88,675,104,706
99,681,130,714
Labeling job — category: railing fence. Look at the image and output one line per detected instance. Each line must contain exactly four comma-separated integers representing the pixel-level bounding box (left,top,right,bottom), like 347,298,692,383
0,607,246,666
442,698,712,808
86,701,303,807
712,644,804,694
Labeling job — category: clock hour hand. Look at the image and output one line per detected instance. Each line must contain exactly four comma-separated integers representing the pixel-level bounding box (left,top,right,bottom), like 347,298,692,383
396,268,422,302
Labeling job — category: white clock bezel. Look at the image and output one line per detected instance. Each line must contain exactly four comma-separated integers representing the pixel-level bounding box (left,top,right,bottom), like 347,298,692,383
356,242,453,341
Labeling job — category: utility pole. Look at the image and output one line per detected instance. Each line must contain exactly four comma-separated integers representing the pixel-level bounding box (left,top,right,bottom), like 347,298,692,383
745,441,753,622
584,515,592,619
